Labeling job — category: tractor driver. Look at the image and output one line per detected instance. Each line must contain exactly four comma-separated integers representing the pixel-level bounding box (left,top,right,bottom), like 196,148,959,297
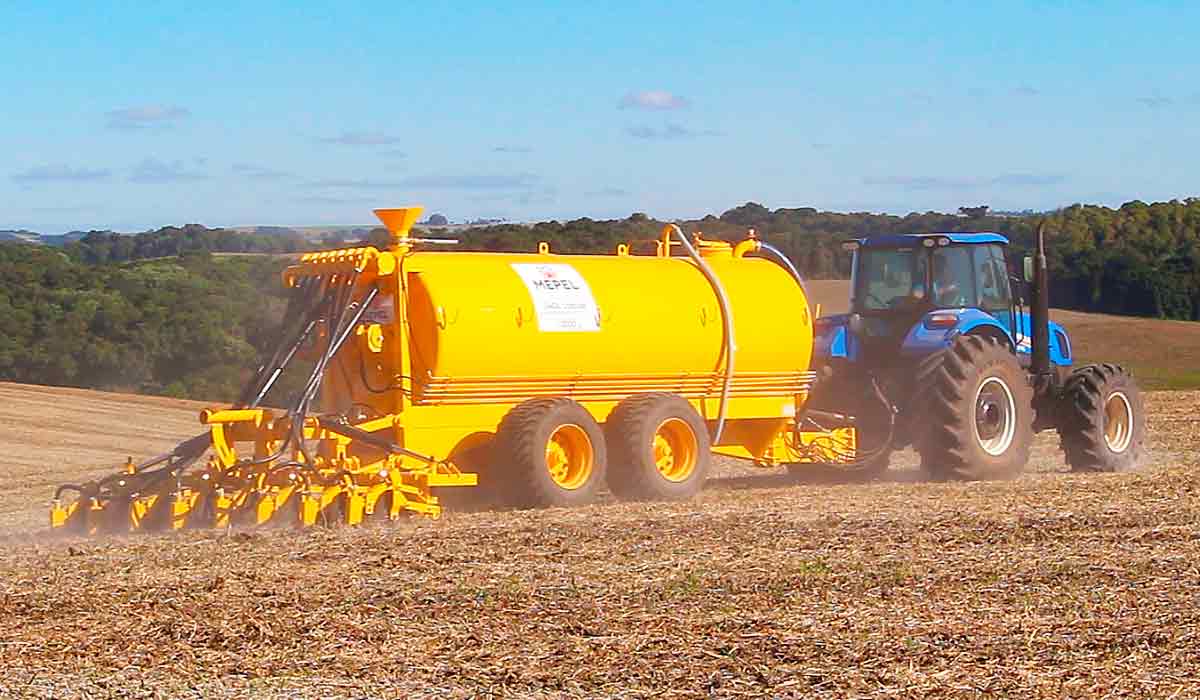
930,250,966,307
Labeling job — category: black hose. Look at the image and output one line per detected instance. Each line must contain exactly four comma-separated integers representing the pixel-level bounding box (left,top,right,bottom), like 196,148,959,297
799,376,896,470
54,484,88,500
286,277,377,467
237,277,324,408
316,416,437,464
287,275,360,464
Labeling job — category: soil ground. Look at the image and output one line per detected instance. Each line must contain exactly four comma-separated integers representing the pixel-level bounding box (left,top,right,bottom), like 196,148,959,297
0,382,1197,697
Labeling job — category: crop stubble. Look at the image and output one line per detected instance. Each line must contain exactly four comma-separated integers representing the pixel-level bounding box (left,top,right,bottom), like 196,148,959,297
0,383,1197,698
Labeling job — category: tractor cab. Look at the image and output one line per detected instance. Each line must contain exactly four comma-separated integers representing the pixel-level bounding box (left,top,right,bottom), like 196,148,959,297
840,233,1017,368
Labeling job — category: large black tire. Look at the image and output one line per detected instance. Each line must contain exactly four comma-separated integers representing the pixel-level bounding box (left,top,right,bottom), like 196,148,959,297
605,393,712,501
1057,364,1146,472
913,335,1034,480
492,398,607,509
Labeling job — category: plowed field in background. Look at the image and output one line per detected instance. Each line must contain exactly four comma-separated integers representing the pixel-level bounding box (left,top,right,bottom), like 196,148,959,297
0,380,1198,697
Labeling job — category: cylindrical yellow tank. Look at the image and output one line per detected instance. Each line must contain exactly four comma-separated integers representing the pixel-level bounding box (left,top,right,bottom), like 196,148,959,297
402,246,813,404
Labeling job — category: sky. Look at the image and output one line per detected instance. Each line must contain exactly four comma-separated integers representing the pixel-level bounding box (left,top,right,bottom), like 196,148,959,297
2,1,1198,233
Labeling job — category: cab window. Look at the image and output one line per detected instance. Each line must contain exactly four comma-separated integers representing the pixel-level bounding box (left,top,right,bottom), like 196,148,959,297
974,244,1011,313
855,248,923,310
929,246,974,308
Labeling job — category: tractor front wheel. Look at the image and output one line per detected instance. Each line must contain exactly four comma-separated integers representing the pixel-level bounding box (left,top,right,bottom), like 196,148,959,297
1057,364,1146,472
914,335,1034,480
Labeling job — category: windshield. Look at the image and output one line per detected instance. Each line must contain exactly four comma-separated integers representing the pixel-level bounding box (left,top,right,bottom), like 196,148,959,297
854,248,927,310
853,244,1009,312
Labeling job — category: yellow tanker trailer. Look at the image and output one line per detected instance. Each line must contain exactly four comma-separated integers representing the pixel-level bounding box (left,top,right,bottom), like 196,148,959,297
51,206,858,533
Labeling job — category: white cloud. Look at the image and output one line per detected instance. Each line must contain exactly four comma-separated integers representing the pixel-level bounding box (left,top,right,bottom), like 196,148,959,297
12,165,111,183
319,131,402,146
129,158,208,184
232,163,292,180
106,105,190,129
619,90,689,110
303,174,540,190
626,123,718,140
863,174,1066,189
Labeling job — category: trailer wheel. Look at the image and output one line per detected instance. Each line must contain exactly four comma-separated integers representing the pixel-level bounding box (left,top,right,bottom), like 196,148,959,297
492,398,606,509
1058,364,1146,472
605,393,711,501
914,334,1033,480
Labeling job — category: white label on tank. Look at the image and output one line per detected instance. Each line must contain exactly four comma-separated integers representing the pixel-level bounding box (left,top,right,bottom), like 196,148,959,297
510,263,601,332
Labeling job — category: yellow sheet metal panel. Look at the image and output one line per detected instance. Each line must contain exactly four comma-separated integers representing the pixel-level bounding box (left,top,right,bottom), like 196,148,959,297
403,250,812,383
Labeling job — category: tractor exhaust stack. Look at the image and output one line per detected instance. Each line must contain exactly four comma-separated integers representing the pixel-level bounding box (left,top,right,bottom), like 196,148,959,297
1030,221,1052,380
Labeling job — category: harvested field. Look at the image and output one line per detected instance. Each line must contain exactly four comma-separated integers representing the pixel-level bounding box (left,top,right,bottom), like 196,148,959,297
0,383,1198,697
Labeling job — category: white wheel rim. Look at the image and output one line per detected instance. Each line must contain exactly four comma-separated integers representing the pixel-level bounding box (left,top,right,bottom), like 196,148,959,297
1104,391,1134,454
974,376,1016,457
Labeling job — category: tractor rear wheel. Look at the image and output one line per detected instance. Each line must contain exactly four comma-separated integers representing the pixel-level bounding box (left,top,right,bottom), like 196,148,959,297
1057,364,1145,472
914,334,1034,480
492,398,607,509
605,393,711,501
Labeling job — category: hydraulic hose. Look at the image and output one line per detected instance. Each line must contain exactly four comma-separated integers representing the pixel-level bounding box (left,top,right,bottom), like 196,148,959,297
800,376,896,470
756,242,811,312
316,416,438,464
289,281,379,467
665,224,735,444
228,273,372,472
237,276,320,408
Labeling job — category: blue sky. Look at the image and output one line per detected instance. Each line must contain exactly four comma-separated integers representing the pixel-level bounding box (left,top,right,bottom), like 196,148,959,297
2,1,1198,233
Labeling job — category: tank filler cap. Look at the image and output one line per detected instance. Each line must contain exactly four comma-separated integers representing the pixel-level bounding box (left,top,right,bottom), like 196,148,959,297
695,236,734,259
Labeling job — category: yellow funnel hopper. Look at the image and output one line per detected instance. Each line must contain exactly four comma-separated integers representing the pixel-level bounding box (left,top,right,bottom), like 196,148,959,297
373,206,424,244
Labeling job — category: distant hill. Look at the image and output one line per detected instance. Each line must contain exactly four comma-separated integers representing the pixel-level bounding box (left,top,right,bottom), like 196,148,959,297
247,226,302,237
39,231,93,247
0,229,121,246
227,225,378,243
0,230,40,244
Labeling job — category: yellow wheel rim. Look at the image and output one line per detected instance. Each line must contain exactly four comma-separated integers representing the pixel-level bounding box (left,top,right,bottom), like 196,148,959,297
545,424,593,490
652,418,699,482
1104,391,1134,453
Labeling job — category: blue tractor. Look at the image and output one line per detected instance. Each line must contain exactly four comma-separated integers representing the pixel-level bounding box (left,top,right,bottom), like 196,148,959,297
807,224,1146,479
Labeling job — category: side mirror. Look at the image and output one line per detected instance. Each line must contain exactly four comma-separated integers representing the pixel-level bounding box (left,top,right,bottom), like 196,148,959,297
1023,256,1034,283
848,313,864,335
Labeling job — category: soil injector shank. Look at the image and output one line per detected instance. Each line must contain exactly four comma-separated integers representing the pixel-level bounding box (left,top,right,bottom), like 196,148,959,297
51,206,857,534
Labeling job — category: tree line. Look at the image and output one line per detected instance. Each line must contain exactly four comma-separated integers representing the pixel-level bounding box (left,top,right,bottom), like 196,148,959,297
1,198,1197,401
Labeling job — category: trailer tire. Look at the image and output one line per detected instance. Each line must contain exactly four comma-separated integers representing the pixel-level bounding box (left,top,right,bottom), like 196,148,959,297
492,398,607,509
914,334,1033,480
1058,364,1145,472
605,393,711,501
